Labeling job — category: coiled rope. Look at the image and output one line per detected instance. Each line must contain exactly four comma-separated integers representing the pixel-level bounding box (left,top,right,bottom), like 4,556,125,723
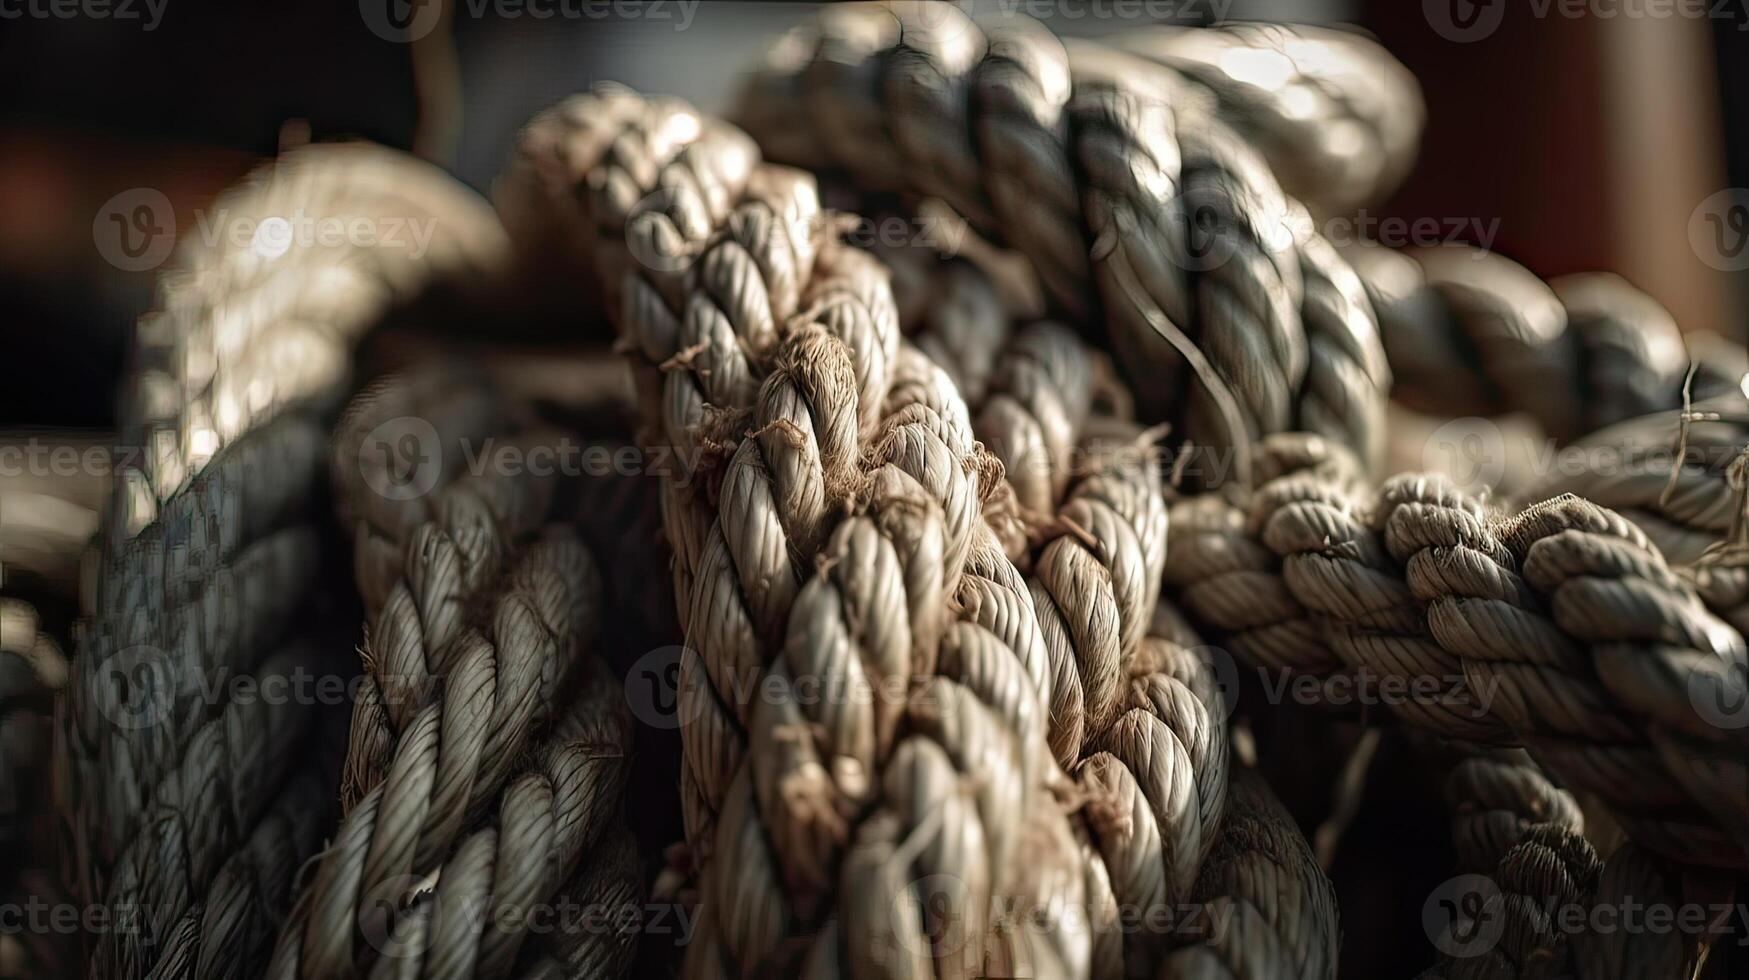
61,144,508,980
511,84,1107,975
265,368,636,979
734,1,1394,480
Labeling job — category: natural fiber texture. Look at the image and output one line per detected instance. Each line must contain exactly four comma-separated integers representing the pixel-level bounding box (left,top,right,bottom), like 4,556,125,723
522,85,1096,976
91,643,324,980
278,660,634,980
1109,22,1424,218
1402,491,1747,870
266,526,613,978
61,144,511,979
1439,746,1584,875
1160,431,1749,875
139,770,327,980
1269,470,1513,741
334,424,570,810
1346,244,1690,442
1533,394,1749,565
734,1,1391,477
1164,434,1364,687
1155,767,1339,980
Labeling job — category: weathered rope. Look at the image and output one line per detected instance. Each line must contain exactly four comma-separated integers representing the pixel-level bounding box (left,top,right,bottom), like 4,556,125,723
1160,430,1749,876
734,1,1392,478
1346,244,1694,444
1163,433,1364,688
1109,22,1424,219
524,85,1092,975
1431,492,1745,871
91,641,329,980
266,522,613,978
1533,394,1749,565
61,144,511,979
1154,767,1339,980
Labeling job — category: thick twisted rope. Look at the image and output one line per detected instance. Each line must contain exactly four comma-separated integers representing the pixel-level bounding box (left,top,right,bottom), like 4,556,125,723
60,145,508,980
1396,488,1747,870
332,422,569,810
1164,433,1365,688
139,769,326,980
1425,829,1724,978
90,641,328,980
1347,244,1696,444
266,526,605,979
280,659,635,980
734,1,1391,479
1109,22,1424,219
1534,394,1749,565
1159,432,1749,877
1155,767,1339,980
528,85,1089,975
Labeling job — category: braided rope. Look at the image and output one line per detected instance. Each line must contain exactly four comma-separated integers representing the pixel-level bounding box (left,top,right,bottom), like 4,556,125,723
1155,767,1339,980
522,86,1098,974
61,145,513,979
1109,23,1424,219
734,1,1391,478
1533,394,1749,565
266,523,608,978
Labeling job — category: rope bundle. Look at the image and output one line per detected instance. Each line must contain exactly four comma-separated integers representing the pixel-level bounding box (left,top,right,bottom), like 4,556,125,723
735,1,1396,479
59,144,508,980
511,86,1118,976
28,7,1749,980
261,367,636,979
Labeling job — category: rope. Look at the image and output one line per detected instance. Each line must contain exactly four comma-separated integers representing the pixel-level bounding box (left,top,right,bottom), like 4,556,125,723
1534,394,1749,565
733,1,1392,478
250,358,653,979
1155,767,1339,980
61,144,510,979
1108,23,1425,219
0,600,67,977
529,85,1094,975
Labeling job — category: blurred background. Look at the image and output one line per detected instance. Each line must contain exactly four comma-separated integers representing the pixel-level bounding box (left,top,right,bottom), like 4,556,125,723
1,1,1746,975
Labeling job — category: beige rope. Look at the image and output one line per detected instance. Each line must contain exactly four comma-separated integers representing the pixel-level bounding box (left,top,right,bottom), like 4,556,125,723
522,85,1092,975
1109,23,1424,219
734,1,1392,479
